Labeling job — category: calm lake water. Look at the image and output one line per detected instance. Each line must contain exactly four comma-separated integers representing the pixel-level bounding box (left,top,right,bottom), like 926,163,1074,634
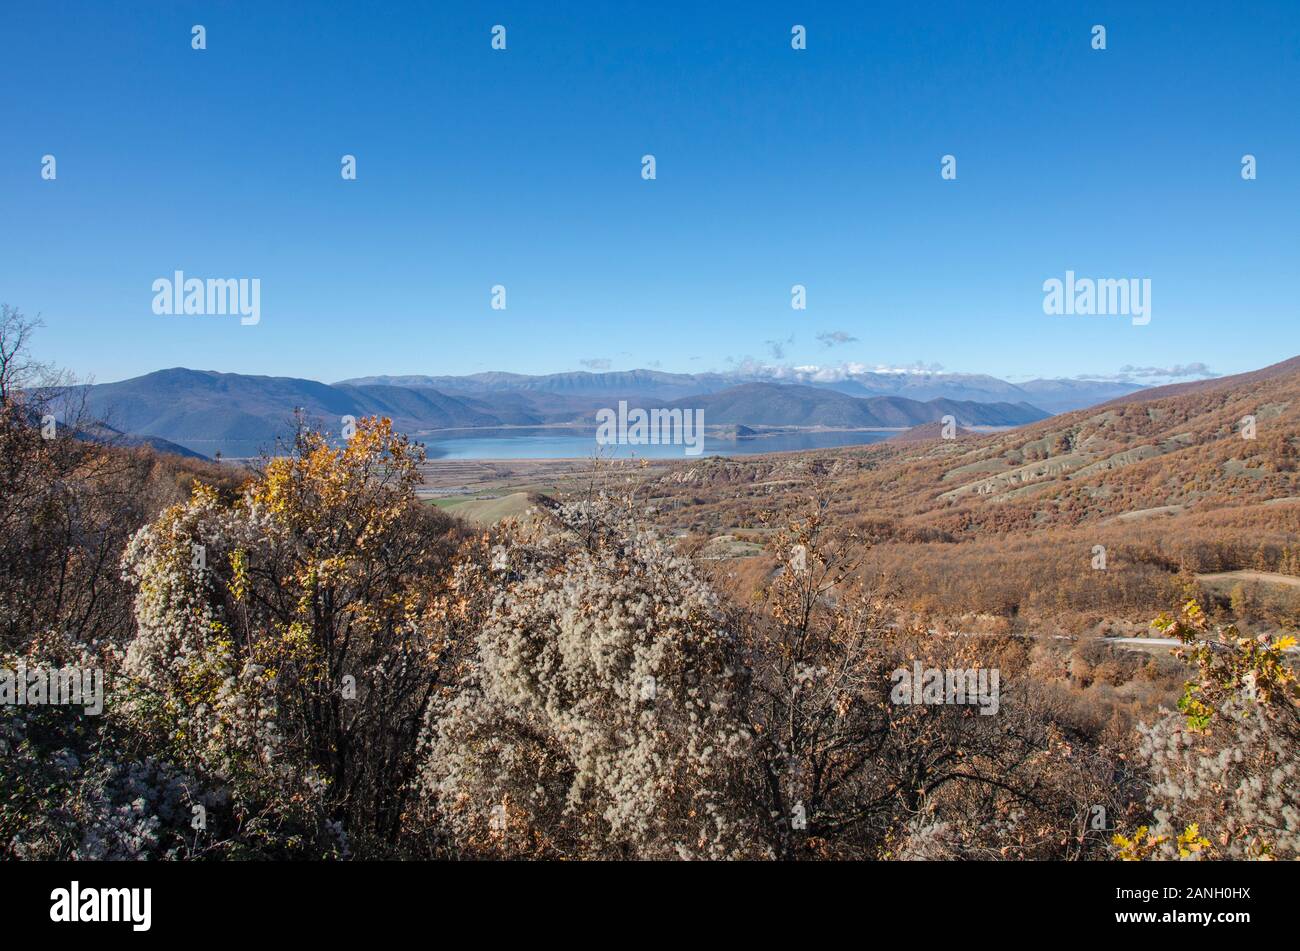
419,427,896,460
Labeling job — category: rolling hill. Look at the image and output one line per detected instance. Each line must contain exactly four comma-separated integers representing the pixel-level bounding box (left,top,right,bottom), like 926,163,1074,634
653,354,1300,530
636,354,1300,633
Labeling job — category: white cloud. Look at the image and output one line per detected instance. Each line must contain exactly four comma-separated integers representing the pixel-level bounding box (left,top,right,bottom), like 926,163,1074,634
815,330,859,348
1076,363,1217,384
724,358,948,382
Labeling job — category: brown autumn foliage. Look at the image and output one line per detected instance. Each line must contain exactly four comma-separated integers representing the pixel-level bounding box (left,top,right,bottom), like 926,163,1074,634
638,355,1300,640
2,307,1295,861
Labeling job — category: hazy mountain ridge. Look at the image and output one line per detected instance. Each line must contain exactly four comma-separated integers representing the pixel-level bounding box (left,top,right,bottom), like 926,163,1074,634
339,367,1145,411
1013,378,1154,413
661,383,1047,428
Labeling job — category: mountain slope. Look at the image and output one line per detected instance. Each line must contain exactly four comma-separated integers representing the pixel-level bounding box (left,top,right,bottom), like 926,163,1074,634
639,354,1300,635
654,354,1300,535
898,354,1300,526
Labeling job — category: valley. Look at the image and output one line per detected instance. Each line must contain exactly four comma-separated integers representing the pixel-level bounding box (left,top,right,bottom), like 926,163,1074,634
438,355,1300,644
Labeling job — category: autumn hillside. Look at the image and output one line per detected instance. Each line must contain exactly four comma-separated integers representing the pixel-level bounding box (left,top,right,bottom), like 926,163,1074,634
640,355,1300,634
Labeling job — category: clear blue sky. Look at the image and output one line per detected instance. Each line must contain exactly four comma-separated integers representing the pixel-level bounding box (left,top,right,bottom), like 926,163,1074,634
3,1,1297,385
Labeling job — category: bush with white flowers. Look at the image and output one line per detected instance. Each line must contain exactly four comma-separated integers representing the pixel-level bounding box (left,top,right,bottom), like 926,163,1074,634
424,497,764,859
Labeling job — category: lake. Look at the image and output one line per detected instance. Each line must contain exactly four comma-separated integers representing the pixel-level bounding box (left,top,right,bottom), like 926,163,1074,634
418,427,896,460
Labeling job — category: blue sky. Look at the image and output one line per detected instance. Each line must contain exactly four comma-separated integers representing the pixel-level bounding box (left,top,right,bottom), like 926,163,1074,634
3,1,1297,385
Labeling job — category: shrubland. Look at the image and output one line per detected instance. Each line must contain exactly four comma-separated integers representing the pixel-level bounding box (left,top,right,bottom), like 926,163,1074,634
2,308,1296,860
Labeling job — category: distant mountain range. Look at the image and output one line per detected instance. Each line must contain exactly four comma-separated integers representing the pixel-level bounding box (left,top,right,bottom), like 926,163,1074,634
67,367,1141,459
340,368,1144,414
659,383,1046,429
